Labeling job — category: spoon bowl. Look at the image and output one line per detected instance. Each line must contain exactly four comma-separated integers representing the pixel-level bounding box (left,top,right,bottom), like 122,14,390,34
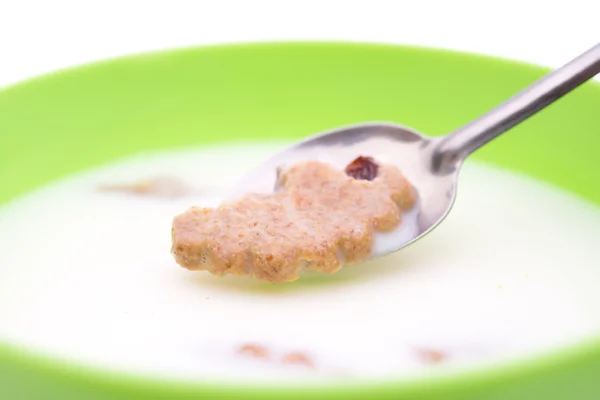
228,122,457,256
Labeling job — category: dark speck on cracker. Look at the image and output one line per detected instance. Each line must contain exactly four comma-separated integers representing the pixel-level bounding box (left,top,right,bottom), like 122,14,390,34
345,156,379,181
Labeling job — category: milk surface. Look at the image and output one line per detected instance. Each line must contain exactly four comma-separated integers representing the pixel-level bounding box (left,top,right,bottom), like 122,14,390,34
0,142,600,384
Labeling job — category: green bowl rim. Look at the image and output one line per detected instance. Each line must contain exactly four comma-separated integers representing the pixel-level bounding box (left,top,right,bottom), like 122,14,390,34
1,40,600,397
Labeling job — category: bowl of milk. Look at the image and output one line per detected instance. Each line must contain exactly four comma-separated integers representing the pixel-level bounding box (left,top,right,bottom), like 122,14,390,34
0,42,599,399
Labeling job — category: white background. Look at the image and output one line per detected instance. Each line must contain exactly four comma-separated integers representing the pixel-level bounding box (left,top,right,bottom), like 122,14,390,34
0,0,598,88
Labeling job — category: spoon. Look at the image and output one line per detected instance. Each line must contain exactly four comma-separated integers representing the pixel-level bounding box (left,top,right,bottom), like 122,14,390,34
228,43,600,259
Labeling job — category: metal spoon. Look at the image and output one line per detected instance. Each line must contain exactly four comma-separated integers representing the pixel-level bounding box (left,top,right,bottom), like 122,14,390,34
228,43,600,258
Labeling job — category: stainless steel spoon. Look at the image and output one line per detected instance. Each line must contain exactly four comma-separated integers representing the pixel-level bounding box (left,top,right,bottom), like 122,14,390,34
228,43,600,258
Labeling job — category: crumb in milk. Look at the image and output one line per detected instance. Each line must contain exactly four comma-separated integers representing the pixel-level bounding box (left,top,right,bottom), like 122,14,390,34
416,348,448,365
99,176,193,199
237,344,315,369
281,352,314,368
238,344,270,359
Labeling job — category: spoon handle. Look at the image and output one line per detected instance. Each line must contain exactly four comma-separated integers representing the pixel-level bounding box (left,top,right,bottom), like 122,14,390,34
433,43,600,172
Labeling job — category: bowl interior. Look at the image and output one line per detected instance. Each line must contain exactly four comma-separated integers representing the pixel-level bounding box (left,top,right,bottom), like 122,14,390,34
1,42,600,399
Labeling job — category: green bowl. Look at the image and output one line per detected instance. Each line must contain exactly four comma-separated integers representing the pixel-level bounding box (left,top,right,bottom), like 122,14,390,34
1,42,600,399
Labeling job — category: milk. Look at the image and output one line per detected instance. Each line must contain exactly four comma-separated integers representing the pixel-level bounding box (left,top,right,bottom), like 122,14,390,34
0,142,599,384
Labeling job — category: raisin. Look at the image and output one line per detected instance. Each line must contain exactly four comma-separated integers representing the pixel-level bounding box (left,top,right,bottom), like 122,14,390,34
345,156,379,181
